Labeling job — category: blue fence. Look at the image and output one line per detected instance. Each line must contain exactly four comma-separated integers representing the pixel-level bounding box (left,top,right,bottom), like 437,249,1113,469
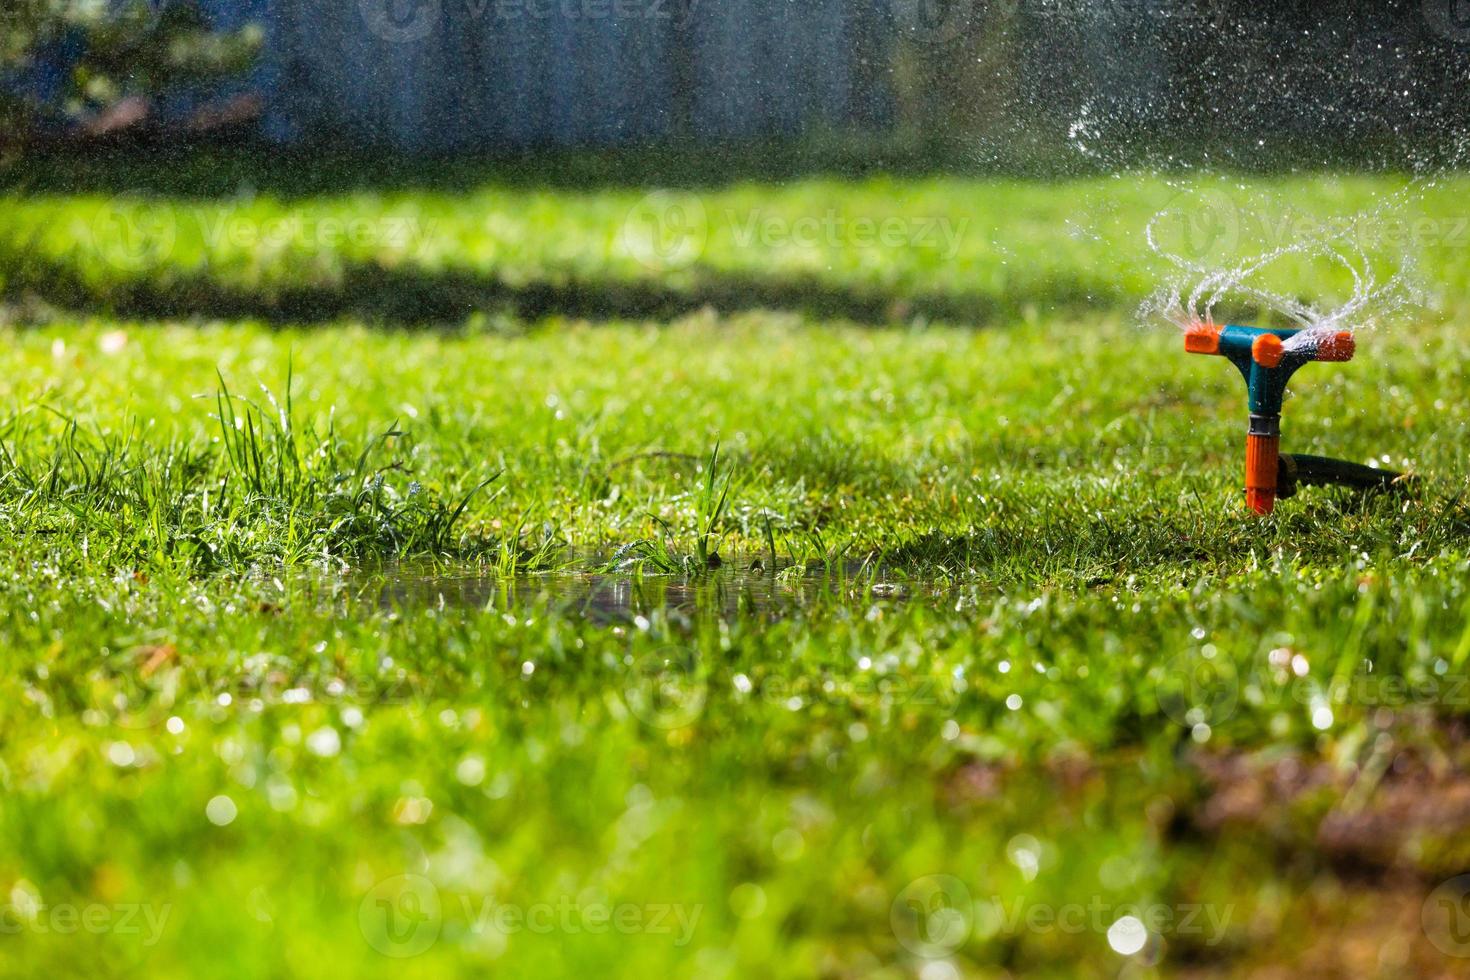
182,0,892,151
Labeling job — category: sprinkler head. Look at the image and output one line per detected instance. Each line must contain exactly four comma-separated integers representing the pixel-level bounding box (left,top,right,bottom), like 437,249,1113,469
1184,323,1356,515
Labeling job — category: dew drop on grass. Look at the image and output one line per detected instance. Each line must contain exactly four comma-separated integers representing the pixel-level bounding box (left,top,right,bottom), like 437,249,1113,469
1006,835,1041,881
729,882,767,919
306,727,341,757
1108,915,1148,955
772,828,805,862
919,962,960,980
206,795,238,827
456,755,486,786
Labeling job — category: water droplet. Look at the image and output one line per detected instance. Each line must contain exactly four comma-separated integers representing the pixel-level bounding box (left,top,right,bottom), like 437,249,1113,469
306,727,341,758
206,795,238,826
1108,915,1148,955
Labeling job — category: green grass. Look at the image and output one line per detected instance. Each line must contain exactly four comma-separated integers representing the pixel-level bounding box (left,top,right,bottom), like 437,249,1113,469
4,149,1469,327
1,152,1470,978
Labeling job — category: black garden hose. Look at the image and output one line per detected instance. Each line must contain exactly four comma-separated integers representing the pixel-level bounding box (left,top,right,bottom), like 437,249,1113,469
1276,454,1412,499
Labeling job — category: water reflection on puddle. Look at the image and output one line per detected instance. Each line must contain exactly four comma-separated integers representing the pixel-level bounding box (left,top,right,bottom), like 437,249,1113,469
346,560,973,625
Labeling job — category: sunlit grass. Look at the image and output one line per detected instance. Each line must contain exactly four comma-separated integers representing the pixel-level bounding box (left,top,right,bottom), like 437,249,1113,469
0,156,1468,977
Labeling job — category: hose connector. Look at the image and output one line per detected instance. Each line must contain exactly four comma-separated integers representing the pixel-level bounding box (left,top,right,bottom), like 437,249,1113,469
1245,415,1281,515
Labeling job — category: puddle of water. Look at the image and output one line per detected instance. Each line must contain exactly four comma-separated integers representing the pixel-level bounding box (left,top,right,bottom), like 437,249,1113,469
342,558,973,625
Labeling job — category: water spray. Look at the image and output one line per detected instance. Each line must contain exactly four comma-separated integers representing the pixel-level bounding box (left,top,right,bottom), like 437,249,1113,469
1184,323,1406,514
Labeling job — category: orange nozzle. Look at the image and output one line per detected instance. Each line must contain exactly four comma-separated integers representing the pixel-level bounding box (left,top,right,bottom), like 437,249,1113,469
1316,330,1355,362
1245,432,1280,515
1251,333,1284,369
1184,324,1221,355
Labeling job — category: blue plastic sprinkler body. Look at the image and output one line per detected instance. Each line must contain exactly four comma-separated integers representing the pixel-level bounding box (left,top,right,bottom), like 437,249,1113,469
1184,323,1356,514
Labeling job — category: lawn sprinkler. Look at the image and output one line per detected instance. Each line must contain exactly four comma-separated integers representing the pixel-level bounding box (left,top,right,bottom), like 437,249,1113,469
1183,323,1406,515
